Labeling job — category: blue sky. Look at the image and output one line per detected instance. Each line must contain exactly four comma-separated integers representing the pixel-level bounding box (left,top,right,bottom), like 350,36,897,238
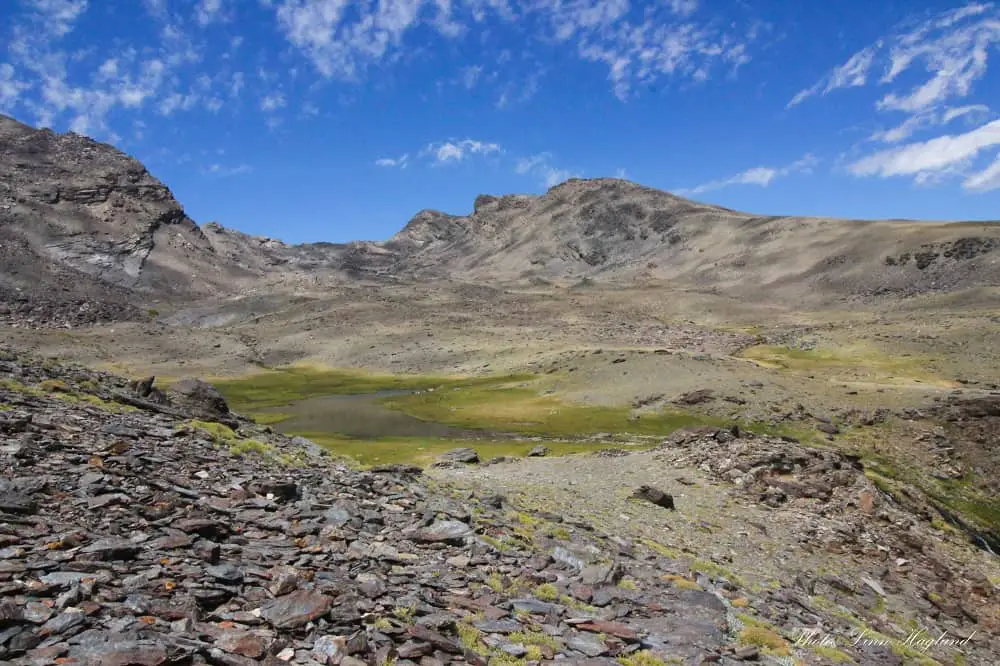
2,0,999,243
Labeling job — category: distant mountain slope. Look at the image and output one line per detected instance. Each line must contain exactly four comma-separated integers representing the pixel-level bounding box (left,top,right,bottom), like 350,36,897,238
2,113,999,325
380,179,1000,302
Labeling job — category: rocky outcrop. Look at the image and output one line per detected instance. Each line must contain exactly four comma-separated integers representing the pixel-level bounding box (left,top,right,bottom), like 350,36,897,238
0,115,278,326
0,350,776,665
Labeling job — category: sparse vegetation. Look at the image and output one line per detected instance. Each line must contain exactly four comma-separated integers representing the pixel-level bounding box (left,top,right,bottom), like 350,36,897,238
532,583,559,601
381,382,728,438
737,625,791,656
617,651,668,666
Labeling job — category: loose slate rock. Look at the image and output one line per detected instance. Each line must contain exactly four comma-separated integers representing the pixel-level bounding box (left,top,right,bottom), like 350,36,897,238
260,590,333,629
168,378,231,420
437,448,479,464
630,485,675,510
414,520,473,544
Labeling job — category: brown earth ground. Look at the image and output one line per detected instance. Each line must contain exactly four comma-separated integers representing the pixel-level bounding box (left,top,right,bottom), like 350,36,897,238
4,280,1000,664
5,280,999,408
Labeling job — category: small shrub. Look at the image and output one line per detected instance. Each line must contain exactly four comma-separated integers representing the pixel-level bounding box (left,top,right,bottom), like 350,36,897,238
229,439,272,457
39,379,71,393
533,583,559,601
618,651,668,666
738,626,791,656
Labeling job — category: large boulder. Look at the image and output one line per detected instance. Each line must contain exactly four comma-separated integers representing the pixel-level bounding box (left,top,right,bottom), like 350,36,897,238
169,379,230,420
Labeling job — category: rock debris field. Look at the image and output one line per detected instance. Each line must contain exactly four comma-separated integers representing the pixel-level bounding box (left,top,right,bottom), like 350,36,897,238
1,348,998,665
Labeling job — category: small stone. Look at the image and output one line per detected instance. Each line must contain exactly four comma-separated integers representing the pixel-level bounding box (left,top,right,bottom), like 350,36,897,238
80,537,140,561
216,630,266,658
268,566,300,596
206,563,243,584
414,520,473,543
437,448,479,464
313,635,347,665
528,445,549,457
259,590,332,629
629,485,675,510
565,632,608,657
445,555,471,568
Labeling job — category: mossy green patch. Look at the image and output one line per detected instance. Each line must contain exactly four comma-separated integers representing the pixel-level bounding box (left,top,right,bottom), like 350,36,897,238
229,439,273,457
738,344,953,387
295,433,652,468
184,420,238,443
210,365,531,412
253,412,292,426
533,583,559,601
737,626,791,656
617,650,671,666
381,384,727,437
509,631,560,651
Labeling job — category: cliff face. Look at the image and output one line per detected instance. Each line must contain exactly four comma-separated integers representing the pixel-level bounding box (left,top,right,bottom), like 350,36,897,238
0,115,282,325
0,115,214,290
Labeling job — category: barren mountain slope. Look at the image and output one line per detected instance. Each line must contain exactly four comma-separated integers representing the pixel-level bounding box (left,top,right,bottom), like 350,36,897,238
4,113,1000,323
0,115,277,323
383,179,1000,303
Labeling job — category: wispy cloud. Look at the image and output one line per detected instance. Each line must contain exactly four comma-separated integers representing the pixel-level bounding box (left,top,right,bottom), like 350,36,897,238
422,138,502,164
964,154,1000,192
201,162,252,177
259,92,286,112
789,4,1000,111
268,0,759,99
515,152,580,187
375,154,409,168
0,64,29,111
788,44,880,108
195,0,227,26
849,119,1000,191
1,0,241,137
460,65,483,90
792,3,1000,194
679,154,817,196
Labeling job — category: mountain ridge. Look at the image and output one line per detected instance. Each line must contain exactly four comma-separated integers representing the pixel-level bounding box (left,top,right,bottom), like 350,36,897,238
3,113,1000,326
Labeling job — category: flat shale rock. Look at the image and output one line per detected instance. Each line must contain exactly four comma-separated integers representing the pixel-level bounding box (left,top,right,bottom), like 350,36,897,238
0,348,996,665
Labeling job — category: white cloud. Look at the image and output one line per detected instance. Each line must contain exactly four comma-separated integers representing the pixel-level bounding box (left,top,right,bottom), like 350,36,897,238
201,162,253,177
27,0,90,37
943,104,990,124
260,92,286,111
423,138,501,164
516,153,549,175
195,0,227,26
680,154,817,195
667,0,698,17
791,4,1000,112
272,0,459,79
0,64,29,111
460,64,483,89
964,153,1000,191
788,44,880,108
515,152,579,187
869,103,994,144
375,154,409,168
849,119,1000,182
870,113,933,144
268,0,757,98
